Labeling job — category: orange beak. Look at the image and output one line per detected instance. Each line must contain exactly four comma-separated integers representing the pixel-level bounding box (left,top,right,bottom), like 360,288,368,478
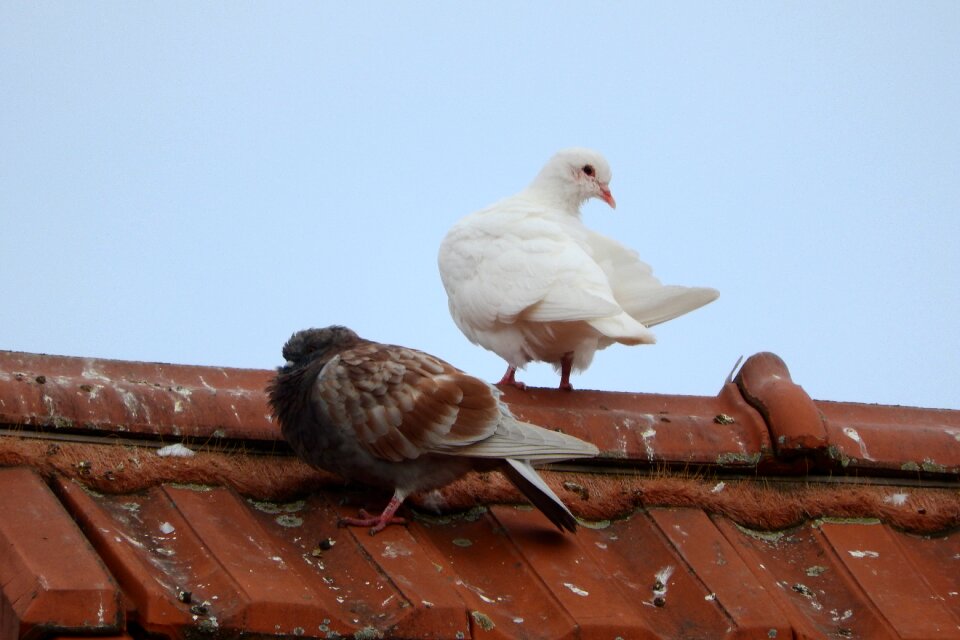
600,186,616,209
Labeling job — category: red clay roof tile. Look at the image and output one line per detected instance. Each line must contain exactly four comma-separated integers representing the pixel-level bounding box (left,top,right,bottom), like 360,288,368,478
818,400,960,475
820,521,960,638
0,351,273,442
2,348,960,639
0,468,122,639
735,350,828,455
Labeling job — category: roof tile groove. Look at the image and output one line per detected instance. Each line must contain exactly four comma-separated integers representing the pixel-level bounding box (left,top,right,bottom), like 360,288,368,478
713,518,900,639
650,508,792,638
820,522,960,638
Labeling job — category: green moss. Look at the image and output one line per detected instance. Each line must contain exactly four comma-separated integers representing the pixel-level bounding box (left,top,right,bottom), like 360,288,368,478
471,611,496,631
247,498,305,514
716,451,761,466
921,459,947,473
733,522,785,543
827,445,852,467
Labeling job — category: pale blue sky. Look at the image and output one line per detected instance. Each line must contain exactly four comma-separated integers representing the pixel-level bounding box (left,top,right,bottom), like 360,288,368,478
2,2,958,409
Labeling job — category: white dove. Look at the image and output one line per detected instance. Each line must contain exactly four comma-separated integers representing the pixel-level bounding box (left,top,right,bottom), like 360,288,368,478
438,148,719,391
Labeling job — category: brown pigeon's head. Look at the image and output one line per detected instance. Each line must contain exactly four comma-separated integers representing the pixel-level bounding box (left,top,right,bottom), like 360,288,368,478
280,326,361,367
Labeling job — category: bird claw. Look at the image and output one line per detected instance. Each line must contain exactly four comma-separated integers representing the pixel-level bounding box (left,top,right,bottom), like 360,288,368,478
338,509,407,535
497,366,526,389
558,353,574,391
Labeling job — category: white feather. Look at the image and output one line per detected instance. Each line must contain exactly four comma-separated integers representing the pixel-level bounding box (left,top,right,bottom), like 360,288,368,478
438,148,718,377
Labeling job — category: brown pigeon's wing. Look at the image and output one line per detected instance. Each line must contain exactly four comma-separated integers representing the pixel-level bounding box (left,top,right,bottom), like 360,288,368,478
312,342,503,462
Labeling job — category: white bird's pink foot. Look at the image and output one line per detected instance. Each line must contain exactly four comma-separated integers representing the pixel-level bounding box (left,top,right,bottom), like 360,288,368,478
497,365,526,389
558,353,574,391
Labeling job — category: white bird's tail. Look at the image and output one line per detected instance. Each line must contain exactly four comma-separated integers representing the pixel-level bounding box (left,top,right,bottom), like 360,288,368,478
587,312,657,345
622,285,719,328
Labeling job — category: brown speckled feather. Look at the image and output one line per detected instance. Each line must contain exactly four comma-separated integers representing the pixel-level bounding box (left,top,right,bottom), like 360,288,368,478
314,343,502,462
268,326,598,534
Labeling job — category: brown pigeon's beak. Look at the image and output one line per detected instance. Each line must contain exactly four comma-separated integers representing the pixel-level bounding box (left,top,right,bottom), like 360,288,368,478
600,186,616,209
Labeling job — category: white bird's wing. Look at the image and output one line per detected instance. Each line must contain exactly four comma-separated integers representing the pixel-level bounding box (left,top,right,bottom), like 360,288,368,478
584,229,719,327
439,203,626,330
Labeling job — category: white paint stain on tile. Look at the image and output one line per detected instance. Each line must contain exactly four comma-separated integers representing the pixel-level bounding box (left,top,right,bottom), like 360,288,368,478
847,550,879,559
830,609,853,622
640,427,657,461
563,583,589,597
653,565,675,600
382,543,412,559
883,492,909,506
119,389,141,418
157,443,195,458
82,363,113,383
842,427,872,459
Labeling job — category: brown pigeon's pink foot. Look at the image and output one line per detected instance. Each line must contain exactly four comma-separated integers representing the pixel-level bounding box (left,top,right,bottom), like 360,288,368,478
497,365,526,390
339,495,407,535
558,353,574,391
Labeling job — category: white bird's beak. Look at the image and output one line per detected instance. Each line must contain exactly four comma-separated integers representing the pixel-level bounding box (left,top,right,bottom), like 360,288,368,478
600,186,616,209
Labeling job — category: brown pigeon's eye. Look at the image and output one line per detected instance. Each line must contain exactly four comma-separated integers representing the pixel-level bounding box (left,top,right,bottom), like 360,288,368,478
582,164,595,177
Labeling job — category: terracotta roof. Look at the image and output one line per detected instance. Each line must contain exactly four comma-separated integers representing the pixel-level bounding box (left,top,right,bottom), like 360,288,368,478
1,349,958,639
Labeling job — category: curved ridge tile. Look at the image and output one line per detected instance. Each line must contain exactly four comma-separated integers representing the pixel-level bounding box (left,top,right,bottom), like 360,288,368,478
735,351,827,456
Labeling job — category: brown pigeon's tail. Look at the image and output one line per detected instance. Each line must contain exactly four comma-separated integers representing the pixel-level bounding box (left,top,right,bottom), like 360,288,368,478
501,459,577,533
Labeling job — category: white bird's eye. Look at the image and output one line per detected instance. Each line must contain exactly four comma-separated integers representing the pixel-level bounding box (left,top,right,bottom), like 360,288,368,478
582,164,595,177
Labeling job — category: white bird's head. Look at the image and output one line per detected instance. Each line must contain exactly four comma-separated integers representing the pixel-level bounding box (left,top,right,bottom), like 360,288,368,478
527,148,616,213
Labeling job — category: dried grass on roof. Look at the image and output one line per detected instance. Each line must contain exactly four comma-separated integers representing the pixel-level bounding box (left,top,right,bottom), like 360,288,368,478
2,435,958,534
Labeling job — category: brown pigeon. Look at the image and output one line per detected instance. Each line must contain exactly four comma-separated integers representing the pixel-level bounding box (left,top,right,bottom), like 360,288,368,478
267,326,598,534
